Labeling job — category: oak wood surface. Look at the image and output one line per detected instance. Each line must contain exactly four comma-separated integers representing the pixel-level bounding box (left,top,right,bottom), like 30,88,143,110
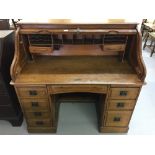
29,45,126,56
105,111,132,127
17,19,138,30
18,19,138,24
27,118,52,127
110,87,140,99
29,46,53,54
25,111,51,119
48,85,108,94
14,56,142,85
100,126,128,133
27,127,56,133
17,87,48,98
20,98,50,111
10,20,146,133
19,29,137,35
107,99,136,110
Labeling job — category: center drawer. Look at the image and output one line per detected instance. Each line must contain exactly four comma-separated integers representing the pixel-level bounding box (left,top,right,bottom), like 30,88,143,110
17,87,47,98
105,111,132,127
48,85,108,94
20,98,50,111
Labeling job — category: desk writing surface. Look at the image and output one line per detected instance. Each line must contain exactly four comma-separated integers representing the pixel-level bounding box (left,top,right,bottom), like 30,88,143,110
15,56,142,85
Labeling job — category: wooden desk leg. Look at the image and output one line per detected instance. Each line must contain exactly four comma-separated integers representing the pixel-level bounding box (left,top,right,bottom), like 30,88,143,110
143,33,149,50
150,43,155,57
142,29,149,41
150,39,153,47
141,25,145,37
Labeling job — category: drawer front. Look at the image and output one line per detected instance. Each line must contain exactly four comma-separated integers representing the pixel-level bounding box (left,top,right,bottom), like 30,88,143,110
110,88,140,99
17,87,47,98
20,98,50,111
27,119,52,127
105,111,132,127
104,44,125,52
48,85,107,94
25,111,51,119
29,46,53,54
108,100,136,110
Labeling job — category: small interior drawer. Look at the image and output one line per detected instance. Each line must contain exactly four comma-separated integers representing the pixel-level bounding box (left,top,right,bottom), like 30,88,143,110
110,88,140,99
27,119,52,127
105,111,132,127
48,85,107,94
104,44,125,52
25,111,51,119
20,98,50,111
107,100,136,110
17,87,47,98
29,46,53,54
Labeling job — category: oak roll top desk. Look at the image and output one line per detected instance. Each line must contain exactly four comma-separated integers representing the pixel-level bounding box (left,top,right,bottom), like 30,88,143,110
10,19,146,133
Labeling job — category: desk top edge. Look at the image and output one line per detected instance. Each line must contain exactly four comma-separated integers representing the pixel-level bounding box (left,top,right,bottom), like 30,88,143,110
17,19,139,25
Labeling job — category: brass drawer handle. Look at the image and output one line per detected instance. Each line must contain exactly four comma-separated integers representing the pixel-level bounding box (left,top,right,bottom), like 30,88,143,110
31,102,39,107
34,112,42,116
29,90,38,96
120,91,128,96
36,121,44,125
117,102,124,108
113,117,121,122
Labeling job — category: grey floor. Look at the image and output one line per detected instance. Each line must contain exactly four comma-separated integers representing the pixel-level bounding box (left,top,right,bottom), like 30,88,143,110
0,42,155,135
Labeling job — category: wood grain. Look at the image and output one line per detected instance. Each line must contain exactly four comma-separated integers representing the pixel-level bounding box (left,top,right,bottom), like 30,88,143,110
48,85,107,94
25,111,51,119
110,87,140,99
20,98,50,111
11,20,146,133
107,99,136,110
16,87,48,98
14,56,142,85
105,111,132,127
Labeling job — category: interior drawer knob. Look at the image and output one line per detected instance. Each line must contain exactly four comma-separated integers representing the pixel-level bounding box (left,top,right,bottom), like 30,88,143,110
29,90,38,96
117,102,125,108
113,117,121,122
120,91,128,96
